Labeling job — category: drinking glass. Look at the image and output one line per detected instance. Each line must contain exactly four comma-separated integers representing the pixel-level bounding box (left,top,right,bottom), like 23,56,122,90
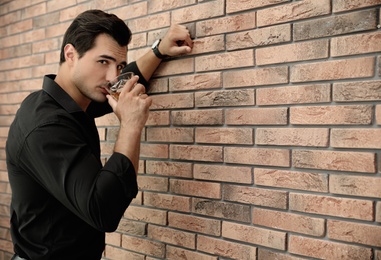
106,72,135,100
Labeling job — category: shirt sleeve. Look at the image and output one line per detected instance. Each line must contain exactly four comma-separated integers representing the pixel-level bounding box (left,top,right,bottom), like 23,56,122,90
86,61,149,118
18,118,138,232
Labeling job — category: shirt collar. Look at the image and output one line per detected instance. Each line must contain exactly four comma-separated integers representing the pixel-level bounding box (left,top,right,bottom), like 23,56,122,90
42,74,83,114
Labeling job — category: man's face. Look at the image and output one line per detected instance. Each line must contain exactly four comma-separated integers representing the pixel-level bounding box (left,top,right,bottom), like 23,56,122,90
71,33,127,104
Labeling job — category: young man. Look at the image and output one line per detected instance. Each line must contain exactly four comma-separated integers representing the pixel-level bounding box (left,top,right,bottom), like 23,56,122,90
6,9,193,260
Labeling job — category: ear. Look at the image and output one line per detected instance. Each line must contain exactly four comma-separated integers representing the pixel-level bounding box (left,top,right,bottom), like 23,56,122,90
63,44,77,64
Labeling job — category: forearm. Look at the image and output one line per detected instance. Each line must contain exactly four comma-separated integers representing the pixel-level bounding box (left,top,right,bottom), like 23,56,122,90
135,50,162,82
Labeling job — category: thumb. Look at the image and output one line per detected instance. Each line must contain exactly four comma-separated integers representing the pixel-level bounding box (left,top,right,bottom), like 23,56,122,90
171,46,192,56
107,95,117,111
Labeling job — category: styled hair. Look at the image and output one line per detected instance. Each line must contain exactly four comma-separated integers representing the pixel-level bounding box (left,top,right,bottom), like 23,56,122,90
59,9,132,64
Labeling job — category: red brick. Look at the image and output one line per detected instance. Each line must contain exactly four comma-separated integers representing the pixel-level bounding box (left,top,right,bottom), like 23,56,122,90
333,0,381,12
290,193,374,221
226,107,288,125
117,219,146,236
330,175,381,198
257,39,328,65
291,57,375,82
293,149,376,173
333,80,381,102
148,0,194,13
166,245,217,260
196,12,256,37
332,31,381,56
148,225,195,249
147,127,194,143
328,220,381,247
254,168,328,192
227,24,291,51
144,192,191,212
294,9,378,41
150,93,194,110
122,234,165,258
0,54,44,71
226,0,289,13
196,89,255,107
125,205,167,225
145,160,193,178
147,78,168,93
290,105,373,125
377,105,381,125
170,144,223,162
195,127,253,145
253,208,325,236
331,128,381,149
223,184,288,209
194,164,252,184
223,66,288,88
172,0,224,24
170,179,221,199
140,143,168,159
258,249,305,260
105,245,144,260
6,19,32,35
224,147,290,167
169,72,222,92
127,13,170,33
169,212,220,236
105,232,121,247
289,235,372,259
146,111,170,126
192,35,225,55
192,198,251,222
111,2,147,21
154,58,194,77
137,175,168,192
172,109,224,126
196,50,254,72
222,221,286,250
197,235,257,260
256,128,329,147
257,0,330,27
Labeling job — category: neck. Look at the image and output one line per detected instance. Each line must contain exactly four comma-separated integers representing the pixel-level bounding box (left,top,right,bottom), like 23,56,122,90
55,66,91,111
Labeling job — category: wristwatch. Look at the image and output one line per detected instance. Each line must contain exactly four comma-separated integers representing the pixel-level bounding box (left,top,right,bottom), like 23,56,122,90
152,39,168,59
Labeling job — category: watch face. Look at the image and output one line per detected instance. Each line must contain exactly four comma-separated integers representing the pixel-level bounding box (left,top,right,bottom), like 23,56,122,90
152,39,160,49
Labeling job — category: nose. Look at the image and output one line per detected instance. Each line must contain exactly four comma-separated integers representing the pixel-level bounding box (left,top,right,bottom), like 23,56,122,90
106,68,120,83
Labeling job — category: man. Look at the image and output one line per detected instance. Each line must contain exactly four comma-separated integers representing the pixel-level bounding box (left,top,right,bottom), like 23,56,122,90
5,9,193,260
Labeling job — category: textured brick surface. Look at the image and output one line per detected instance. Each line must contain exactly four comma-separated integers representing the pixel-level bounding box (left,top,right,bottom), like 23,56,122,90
1,1,380,259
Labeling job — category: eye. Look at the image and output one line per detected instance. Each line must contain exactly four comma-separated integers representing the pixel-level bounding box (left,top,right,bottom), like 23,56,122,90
117,64,126,71
98,60,108,65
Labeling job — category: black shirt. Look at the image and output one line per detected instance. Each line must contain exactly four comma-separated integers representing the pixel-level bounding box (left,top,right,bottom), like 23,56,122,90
5,62,147,259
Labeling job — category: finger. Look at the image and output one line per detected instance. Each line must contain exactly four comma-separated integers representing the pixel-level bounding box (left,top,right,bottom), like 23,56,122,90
130,83,146,96
106,94,117,110
122,75,139,92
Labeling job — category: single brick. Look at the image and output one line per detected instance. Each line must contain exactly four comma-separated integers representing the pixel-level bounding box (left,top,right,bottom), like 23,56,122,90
256,39,329,65
331,128,381,149
147,127,194,143
195,89,255,107
225,147,290,167
227,24,291,51
291,57,375,82
170,179,221,199
197,235,257,260
172,109,224,126
226,107,288,125
222,221,286,250
223,184,288,209
330,175,381,198
289,235,373,259
331,31,381,56
145,160,193,178
290,105,373,125
292,149,376,173
226,0,289,13
168,212,221,236
333,80,381,102
144,192,191,212
253,208,325,236
328,220,381,247
223,66,288,88
255,127,329,147
169,72,222,92
170,144,223,162
195,50,254,72
333,0,381,13
194,164,252,184
294,9,377,41
254,168,328,192
289,193,374,221
257,0,330,27
195,127,253,145
192,198,251,222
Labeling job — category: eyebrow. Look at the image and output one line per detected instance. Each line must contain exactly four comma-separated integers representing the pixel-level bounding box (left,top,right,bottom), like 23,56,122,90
99,55,127,67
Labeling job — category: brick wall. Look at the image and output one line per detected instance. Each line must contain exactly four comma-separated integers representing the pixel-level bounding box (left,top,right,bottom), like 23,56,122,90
1,0,381,259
